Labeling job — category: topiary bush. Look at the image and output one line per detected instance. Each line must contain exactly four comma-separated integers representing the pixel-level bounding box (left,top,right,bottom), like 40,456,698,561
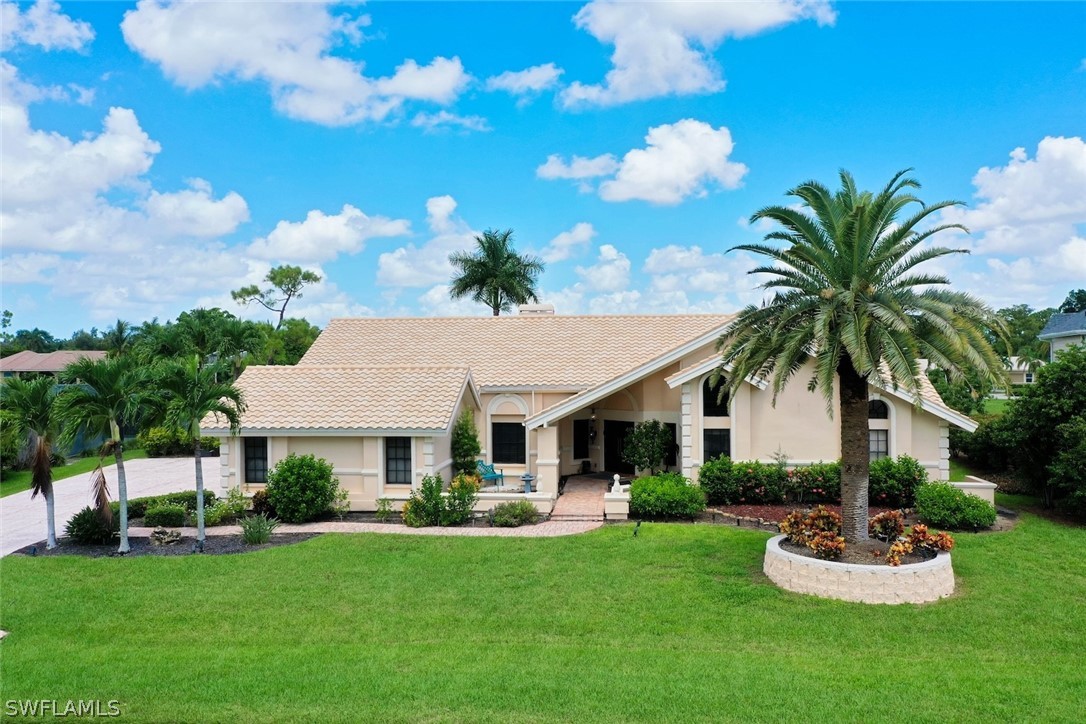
869,455,928,508
265,453,340,524
915,482,997,530
144,502,187,527
630,473,706,520
491,500,540,527
64,506,119,545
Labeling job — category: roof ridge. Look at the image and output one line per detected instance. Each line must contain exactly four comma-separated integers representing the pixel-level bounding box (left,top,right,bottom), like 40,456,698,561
326,313,735,322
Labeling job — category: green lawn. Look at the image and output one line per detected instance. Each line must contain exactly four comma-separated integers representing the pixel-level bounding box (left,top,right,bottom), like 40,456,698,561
0,448,148,498
2,515,1084,722
982,398,1012,415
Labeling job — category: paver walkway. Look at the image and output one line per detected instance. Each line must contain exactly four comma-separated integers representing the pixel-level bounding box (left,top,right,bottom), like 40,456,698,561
551,475,610,520
1,457,213,556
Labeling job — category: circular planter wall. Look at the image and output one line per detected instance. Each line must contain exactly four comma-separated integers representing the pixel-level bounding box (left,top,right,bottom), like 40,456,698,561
763,535,954,605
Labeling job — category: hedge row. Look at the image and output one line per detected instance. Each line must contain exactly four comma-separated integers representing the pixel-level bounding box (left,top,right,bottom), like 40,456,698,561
698,455,928,507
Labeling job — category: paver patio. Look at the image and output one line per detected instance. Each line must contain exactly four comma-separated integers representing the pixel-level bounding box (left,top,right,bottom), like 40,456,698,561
551,475,609,520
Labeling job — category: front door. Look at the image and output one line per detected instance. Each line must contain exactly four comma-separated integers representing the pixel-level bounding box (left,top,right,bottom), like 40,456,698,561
603,420,635,474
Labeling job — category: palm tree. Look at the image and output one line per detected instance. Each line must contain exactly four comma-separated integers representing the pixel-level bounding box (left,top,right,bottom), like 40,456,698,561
717,169,1007,542
152,355,244,546
102,319,133,358
56,356,150,553
449,229,545,316
2,377,62,548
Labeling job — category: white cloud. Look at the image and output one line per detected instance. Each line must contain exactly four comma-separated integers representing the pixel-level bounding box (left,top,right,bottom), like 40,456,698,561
644,244,735,293
575,244,631,292
536,153,619,180
120,1,471,126
561,0,835,108
541,222,596,263
486,63,564,101
376,195,477,288
144,179,250,239
541,119,748,204
247,204,411,263
1,0,94,52
411,110,491,133
416,284,490,316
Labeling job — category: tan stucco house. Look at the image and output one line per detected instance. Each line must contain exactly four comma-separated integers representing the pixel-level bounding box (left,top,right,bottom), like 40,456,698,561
206,309,977,514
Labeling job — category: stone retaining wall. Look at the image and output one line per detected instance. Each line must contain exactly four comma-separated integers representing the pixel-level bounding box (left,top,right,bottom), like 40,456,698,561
763,535,954,604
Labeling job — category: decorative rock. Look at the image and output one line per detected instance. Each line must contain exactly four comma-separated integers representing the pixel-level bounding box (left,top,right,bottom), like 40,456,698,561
763,535,954,605
150,526,182,546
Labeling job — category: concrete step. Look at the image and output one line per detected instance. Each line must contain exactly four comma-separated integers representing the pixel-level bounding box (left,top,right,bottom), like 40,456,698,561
549,514,606,522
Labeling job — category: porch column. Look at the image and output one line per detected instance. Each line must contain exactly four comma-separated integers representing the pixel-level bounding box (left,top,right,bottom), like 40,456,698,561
938,422,950,481
534,425,560,496
680,382,694,479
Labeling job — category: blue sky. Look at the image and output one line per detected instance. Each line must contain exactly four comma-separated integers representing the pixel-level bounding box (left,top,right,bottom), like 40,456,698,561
2,0,1084,337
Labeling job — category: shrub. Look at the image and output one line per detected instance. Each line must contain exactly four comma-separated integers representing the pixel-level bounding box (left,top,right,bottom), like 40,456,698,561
451,410,482,475
778,505,842,546
786,461,841,503
491,500,540,527
869,455,928,507
136,427,191,457
202,488,245,526
630,473,706,520
868,510,905,541
906,523,955,553
698,456,735,505
199,436,220,454
64,506,118,545
265,453,340,524
402,474,445,527
442,473,479,526
240,513,279,545
886,539,913,566
915,482,997,530
623,419,674,474
144,502,187,527
113,490,217,519
1049,416,1086,519
251,489,274,517
374,497,394,522
807,531,846,560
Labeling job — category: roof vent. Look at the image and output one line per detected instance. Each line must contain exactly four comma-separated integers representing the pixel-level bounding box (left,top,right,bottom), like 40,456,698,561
518,304,555,316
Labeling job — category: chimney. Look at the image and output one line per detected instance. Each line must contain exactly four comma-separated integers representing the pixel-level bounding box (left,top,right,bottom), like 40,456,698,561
518,304,555,316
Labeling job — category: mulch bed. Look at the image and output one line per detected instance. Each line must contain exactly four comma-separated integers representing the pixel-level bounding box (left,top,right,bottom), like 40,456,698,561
711,504,899,524
12,533,319,558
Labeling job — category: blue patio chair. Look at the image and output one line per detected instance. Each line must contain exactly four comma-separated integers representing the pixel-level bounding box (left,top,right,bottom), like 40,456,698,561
476,461,505,488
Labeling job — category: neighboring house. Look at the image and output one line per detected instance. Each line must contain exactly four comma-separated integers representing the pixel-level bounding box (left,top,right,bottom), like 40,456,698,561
1005,356,1042,385
1038,310,1086,362
205,309,977,513
0,350,107,380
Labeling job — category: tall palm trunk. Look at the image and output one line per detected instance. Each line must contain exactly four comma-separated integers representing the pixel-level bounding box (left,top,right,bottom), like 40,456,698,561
114,445,131,554
194,438,206,545
45,487,57,549
838,358,870,542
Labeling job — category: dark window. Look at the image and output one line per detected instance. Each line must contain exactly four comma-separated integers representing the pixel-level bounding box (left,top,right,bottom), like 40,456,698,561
703,378,729,417
573,419,591,459
868,400,889,419
385,437,412,485
665,422,678,468
244,437,268,485
869,430,889,461
492,422,526,464
703,429,730,461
